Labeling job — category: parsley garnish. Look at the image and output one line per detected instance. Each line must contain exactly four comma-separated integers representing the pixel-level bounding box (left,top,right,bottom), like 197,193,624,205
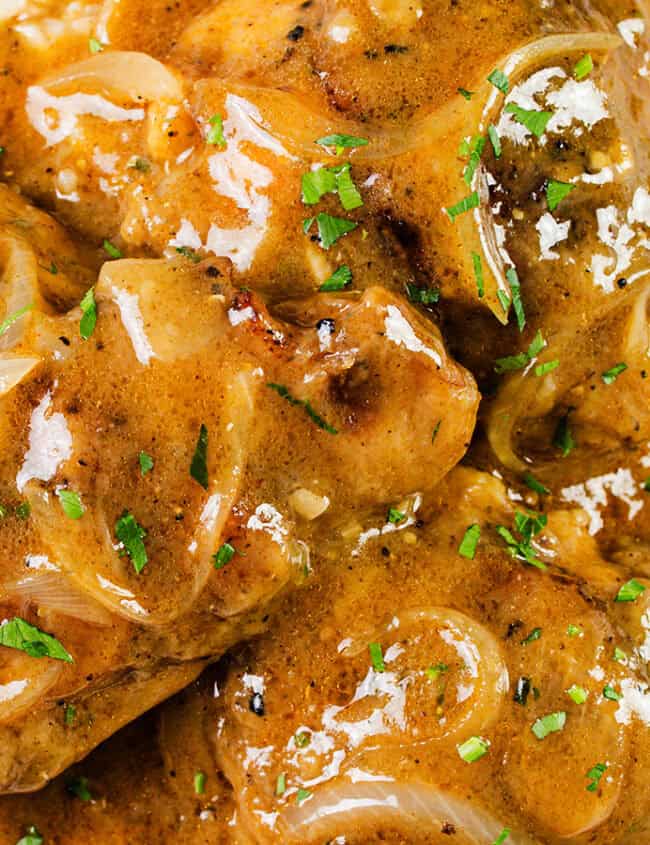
194,771,206,795
88,37,103,53
532,711,566,740
207,114,226,147
488,124,501,158
190,424,209,489
305,213,358,249
175,246,201,263
432,420,441,443
302,167,337,205
335,163,363,210
103,239,122,259
586,762,607,792
488,69,509,94
16,826,43,845
459,523,480,559
505,267,526,331
546,179,575,212
613,646,627,662
320,264,352,291
369,642,385,672
458,87,474,100
496,510,547,570
553,412,575,457
296,788,312,804
115,511,148,574
535,359,559,377
567,623,583,637
567,684,588,704
294,731,311,748
139,451,154,475
446,191,479,222
425,663,448,680
616,578,646,602
267,383,338,434
0,617,72,662
602,362,627,384
275,773,286,796
213,542,235,570
56,489,84,520
315,134,368,154
457,735,490,762
495,329,545,374
574,54,594,80
128,156,151,172
406,283,440,305
504,103,552,138
492,829,510,845
15,502,30,520
0,303,33,339
463,136,486,186
64,703,76,726
79,287,97,340
603,685,621,701
521,626,542,645
67,776,92,801
524,473,549,495
472,252,484,298
387,507,406,524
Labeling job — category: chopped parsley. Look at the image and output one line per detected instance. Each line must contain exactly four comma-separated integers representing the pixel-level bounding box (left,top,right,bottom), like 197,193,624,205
472,251,484,298
495,329,545,374
0,617,73,662
546,179,575,212
213,542,235,570
488,124,502,158
64,703,76,726
88,37,103,53
315,134,368,154
492,830,510,845
190,424,209,489
139,451,154,475
102,239,122,259
567,684,588,704
505,267,525,331
521,627,542,645
296,788,312,804
0,303,34,339
457,735,490,762
553,412,575,457
369,641,385,673
603,685,621,701
56,489,84,520
432,419,442,443
128,156,151,173
194,771,206,795
15,502,30,520
586,762,607,792
0,503,6,519
504,104,553,138
535,359,559,377
425,662,448,680
613,646,627,662
574,54,594,80
175,246,201,263
459,523,480,559
302,167,337,205
388,507,406,524
567,623,583,637
496,510,547,570
115,511,148,574
335,163,364,210
406,283,440,305
488,69,509,94
320,265,352,291
602,362,627,384
294,731,311,748
531,711,566,740
463,136,486,186
207,114,226,147
446,191,479,222
615,578,645,602
305,213,358,249
267,383,338,434
458,87,474,100
524,472,550,495
16,826,43,845
275,773,286,796
67,776,92,801
79,287,97,340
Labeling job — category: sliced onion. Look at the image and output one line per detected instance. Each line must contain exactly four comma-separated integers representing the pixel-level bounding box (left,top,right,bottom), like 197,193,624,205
0,233,40,353
0,357,39,397
40,51,183,102
281,782,538,844
0,651,62,725
4,571,113,626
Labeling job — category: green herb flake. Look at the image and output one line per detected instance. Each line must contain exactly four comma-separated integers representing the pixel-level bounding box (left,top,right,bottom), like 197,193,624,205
459,523,481,559
425,662,448,681
506,267,526,331
463,135,486,186
315,134,368,153
314,213,358,249
267,382,338,434
275,773,286,796
497,288,510,315
432,419,442,443
64,703,76,726
504,104,553,138
567,624,583,637
213,542,235,570
457,735,490,762
47,262,58,275
67,776,92,801
128,156,151,173
553,412,575,457
495,331,546,375
603,685,621,702
16,826,43,845
406,283,440,305
446,191,479,222
320,264,352,291
574,54,594,80
0,503,7,519
190,423,209,489
488,124,502,159
586,762,607,792
615,578,646,602
15,502,30,520
56,488,84,520
492,829,511,845
602,362,628,384
535,359,559,377
79,287,97,340
207,114,226,147
302,216,315,235
194,771,206,795
301,167,337,205
567,684,588,704
524,472,550,495
546,179,575,212
531,711,566,740
387,507,406,524
296,788,312,804
115,511,148,574
488,69,509,94
0,303,34,339
521,627,542,645
472,251,484,298
369,641,385,673
458,87,474,100
88,37,103,53
294,731,311,748
335,163,364,211
102,239,122,259
175,246,201,263
0,617,73,662
613,646,627,662
139,451,154,475
644,478,650,493
497,510,547,570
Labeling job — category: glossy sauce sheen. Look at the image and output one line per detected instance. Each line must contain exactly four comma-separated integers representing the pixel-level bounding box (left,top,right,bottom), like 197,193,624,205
1,0,650,843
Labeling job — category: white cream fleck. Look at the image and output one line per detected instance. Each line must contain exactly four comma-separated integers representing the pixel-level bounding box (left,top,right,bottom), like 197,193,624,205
16,391,73,492
111,286,156,366
384,305,442,367
536,212,570,260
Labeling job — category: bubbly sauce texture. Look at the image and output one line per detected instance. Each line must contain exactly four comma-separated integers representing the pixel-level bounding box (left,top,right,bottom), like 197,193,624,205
2,0,650,843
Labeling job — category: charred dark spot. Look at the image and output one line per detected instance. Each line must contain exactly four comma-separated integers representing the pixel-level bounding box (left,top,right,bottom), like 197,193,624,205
384,44,408,54
59,336,71,346
385,216,422,252
505,619,524,639
617,277,628,288
441,822,456,835
206,265,221,278
329,360,375,414
364,49,379,60
287,25,304,41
